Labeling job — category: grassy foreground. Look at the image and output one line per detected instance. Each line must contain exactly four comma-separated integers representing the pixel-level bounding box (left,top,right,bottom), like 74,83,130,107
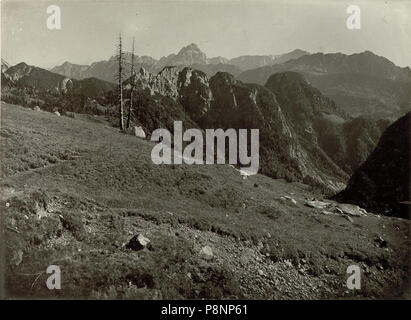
1,102,409,299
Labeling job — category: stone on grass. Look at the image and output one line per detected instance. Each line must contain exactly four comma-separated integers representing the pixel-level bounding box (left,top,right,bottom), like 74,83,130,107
284,196,297,205
134,126,146,139
345,216,354,223
54,111,61,117
200,245,214,260
375,236,388,248
336,203,366,216
65,111,75,118
305,200,330,210
126,234,150,251
34,106,41,111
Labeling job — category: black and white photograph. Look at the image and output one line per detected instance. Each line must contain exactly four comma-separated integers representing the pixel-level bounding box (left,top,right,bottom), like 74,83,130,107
0,0,410,306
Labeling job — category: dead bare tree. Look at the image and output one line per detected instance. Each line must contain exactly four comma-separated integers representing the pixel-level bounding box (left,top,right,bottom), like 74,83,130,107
126,38,135,129
117,33,124,131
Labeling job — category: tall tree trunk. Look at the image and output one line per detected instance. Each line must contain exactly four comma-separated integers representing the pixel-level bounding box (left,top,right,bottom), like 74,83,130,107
127,38,135,129
118,33,124,131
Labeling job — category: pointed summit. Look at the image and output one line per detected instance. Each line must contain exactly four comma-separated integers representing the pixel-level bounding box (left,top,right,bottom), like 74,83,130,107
176,43,207,64
178,43,202,54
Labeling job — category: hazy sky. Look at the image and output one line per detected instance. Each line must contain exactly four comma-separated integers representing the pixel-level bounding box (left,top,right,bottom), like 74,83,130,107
1,0,410,69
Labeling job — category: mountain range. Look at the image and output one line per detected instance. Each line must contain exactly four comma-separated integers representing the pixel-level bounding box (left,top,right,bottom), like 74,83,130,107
238,51,411,119
48,44,411,119
1,46,410,197
2,62,115,96
50,44,309,82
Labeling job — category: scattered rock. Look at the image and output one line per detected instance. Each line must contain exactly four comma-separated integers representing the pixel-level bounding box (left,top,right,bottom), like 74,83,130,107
345,216,354,223
134,126,146,139
126,234,150,251
54,111,61,117
321,210,335,215
334,207,344,214
358,208,367,214
199,245,213,260
336,203,367,216
284,196,297,205
375,236,388,248
33,106,41,111
258,269,264,276
284,259,293,267
65,111,75,118
305,200,330,209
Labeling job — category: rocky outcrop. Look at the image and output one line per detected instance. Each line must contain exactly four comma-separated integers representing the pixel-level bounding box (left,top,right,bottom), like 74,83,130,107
265,72,391,175
126,68,378,192
126,66,180,98
203,72,347,190
178,68,212,124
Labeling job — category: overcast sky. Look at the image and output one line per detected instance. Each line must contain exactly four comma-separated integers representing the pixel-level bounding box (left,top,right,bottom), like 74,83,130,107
1,0,410,69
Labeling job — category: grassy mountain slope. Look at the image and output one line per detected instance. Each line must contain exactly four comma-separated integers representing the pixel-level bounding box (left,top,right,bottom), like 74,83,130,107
1,102,409,299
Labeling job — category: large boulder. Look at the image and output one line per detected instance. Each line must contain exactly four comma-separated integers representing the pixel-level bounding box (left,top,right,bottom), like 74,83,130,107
134,126,146,139
126,234,150,251
199,245,214,260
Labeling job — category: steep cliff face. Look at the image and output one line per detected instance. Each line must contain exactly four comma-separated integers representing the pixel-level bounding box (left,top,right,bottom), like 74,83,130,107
335,112,410,217
125,68,371,191
208,73,348,190
125,66,180,98
177,68,212,124
264,72,389,176
265,72,346,134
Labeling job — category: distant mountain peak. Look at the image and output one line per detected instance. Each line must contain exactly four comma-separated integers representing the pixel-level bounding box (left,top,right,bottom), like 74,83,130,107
178,43,202,53
177,43,206,57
